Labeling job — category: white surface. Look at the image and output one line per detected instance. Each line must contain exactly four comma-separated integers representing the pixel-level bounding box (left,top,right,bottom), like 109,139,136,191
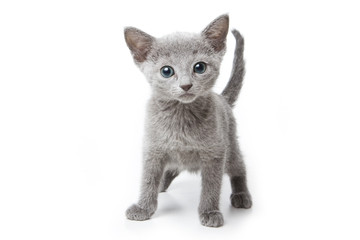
1,0,360,239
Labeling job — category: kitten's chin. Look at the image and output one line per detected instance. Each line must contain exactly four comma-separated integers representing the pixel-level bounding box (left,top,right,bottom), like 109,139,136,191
177,93,197,103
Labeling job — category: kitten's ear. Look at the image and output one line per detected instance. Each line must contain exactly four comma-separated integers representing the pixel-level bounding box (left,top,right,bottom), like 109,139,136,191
202,14,229,52
124,27,155,63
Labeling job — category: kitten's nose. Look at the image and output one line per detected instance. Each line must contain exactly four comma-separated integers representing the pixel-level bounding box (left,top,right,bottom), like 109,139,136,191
180,84,193,91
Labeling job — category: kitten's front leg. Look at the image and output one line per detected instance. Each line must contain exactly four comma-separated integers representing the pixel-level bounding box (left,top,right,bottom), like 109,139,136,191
198,152,225,227
126,149,166,221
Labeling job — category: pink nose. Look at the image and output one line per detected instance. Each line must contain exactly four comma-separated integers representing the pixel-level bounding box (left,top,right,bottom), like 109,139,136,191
180,84,193,91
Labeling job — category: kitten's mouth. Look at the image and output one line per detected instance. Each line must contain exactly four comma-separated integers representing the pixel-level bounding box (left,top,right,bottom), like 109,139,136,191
178,93,196,103
180,93,195,98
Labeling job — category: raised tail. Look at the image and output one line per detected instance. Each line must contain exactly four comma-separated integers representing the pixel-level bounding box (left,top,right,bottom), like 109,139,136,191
221,29,245,107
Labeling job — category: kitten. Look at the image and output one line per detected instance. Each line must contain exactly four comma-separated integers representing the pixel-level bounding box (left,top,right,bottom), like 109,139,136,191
124,14,252,227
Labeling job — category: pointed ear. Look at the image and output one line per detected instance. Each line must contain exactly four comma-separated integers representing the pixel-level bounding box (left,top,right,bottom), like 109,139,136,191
202,14,229,52
124,27,155,62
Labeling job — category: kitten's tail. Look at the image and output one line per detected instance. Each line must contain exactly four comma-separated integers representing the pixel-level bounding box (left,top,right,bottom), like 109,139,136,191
221,29,245,107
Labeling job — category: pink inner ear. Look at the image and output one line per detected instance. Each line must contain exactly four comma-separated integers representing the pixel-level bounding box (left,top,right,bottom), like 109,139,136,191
203,15,229,52
207,27,225,39
207,21,228,38
125,28,154,62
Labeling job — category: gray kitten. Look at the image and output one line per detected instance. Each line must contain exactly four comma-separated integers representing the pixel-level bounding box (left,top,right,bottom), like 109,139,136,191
124,14,252,227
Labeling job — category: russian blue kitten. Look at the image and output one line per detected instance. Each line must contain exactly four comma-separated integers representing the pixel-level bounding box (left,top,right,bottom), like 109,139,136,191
124,14,252,227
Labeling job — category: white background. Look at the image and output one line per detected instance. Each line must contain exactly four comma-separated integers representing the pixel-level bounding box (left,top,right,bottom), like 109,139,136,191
1,0,360,239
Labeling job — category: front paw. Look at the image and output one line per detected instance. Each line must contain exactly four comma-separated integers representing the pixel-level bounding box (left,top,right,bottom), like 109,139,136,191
230,192,252,209
125,204,152,221
199,211,224,227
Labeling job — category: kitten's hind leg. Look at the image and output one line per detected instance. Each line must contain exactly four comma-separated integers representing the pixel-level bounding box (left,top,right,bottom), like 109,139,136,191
226,140,252,209
229,175,252,209
159,169,180,192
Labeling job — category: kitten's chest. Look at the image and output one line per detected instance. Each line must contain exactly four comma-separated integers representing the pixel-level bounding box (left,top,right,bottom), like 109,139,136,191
151,107,213,150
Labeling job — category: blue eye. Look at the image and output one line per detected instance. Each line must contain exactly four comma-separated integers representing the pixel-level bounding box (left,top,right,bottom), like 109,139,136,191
194,62,206,74
160,66,174,78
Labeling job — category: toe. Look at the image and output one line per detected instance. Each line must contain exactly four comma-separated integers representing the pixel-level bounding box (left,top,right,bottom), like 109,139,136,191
230,192,252,209
125,204,151,221
200,211,224,227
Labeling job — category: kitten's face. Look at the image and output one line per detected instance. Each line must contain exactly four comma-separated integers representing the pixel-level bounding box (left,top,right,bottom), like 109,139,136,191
125,15,229,103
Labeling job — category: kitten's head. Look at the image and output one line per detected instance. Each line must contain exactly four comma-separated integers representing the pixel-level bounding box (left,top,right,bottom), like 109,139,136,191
124,14,229,103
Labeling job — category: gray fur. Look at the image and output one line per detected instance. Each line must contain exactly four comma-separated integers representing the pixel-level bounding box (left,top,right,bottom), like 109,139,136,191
222,29,246,107
124,14,252,228
159,169,179,192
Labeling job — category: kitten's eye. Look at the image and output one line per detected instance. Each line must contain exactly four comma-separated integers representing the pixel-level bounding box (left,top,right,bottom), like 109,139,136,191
160,66,174,78
193,62,206,74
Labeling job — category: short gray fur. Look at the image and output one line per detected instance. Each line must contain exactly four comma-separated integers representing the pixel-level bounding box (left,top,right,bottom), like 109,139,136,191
124,14,252,228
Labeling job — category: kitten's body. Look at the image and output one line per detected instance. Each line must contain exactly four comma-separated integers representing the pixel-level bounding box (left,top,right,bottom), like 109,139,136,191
148,94,230,171
124,15,251,227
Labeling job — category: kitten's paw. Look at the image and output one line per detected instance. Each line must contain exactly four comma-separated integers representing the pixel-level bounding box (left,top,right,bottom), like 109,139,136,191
199,211,224,227
230,192,252,209
125,204,152,221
